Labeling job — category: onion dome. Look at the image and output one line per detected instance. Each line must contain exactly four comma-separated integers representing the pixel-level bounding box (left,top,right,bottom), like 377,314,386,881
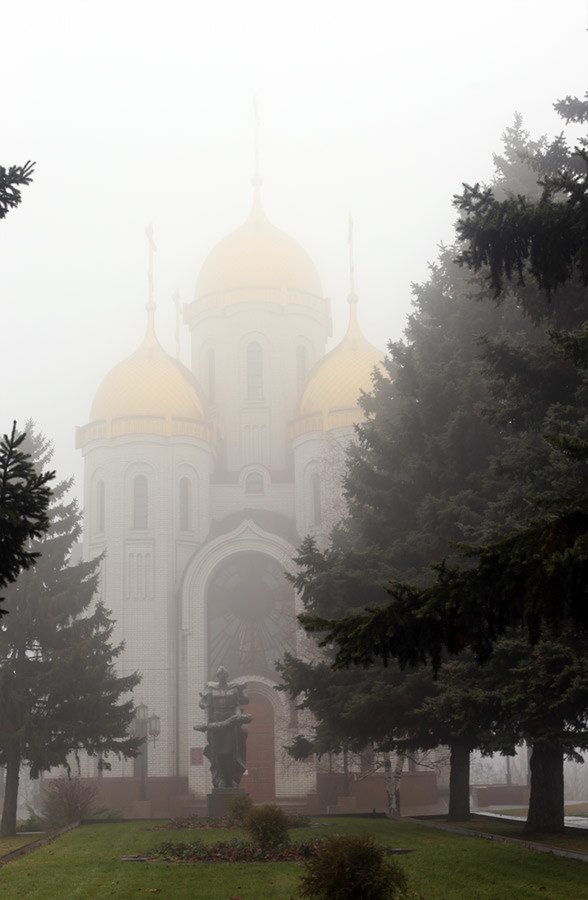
77,311,213,448
192,182,324,309
289,296,385,438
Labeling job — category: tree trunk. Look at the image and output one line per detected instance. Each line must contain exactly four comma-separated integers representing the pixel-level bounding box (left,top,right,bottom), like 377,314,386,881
383,751,405,817
1,740,21,837
524,742,564,835
448,741,470,821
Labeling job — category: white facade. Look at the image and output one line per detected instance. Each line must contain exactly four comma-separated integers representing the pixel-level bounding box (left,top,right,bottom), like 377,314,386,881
76,183,383,808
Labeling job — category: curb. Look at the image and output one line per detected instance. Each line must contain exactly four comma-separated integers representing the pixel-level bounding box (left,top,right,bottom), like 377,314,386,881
0,821,80,865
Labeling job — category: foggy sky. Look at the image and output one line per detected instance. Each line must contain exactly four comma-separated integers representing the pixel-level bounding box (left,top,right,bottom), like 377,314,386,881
1,0,587,500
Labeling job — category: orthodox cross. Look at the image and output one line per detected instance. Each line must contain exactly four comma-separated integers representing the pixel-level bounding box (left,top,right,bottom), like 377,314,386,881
145,222,156,312
348,212,357,301
173,289,182,360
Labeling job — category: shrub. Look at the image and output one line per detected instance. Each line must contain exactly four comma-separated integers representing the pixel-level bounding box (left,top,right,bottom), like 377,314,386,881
287,811,311,828
299,833,408,900
40,777,98,829
244,804,291,848
227,792,253,824
87,805,124,821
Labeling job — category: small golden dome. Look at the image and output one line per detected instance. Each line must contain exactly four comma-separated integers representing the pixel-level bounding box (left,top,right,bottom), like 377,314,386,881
194,184,323,304
78,314,213,447
292,298,385,436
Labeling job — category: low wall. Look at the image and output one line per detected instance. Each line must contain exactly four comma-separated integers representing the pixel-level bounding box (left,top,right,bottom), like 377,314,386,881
89,776,192,818
473,784,529,807
311,770,437,814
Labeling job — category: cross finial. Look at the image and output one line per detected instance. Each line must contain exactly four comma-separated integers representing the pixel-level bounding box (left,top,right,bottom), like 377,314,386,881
348,212,357,302
253,93,260,186
145,222,156,314
173,289,182,360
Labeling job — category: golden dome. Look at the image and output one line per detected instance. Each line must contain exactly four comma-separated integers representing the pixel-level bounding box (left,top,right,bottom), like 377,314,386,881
77,313,213,447
194,183,324,304
291,298,385,436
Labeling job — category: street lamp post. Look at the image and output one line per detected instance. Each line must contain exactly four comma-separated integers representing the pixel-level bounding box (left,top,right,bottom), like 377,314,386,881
132,703,160,803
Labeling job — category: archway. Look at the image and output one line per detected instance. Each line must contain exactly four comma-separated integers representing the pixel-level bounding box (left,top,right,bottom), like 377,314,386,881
241,692,275,803
206,551,296,680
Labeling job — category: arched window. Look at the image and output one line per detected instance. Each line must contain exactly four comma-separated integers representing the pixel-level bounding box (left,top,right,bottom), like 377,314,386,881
179,477,192,531
245,471,264,493
208,348,216,403
246,342,263,400
296,345,308,396
96,480,105,533
133,475,148,530
311,472,322,526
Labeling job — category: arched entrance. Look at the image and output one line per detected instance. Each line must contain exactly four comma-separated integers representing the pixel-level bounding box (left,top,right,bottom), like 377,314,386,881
241,692,275,803
206,551,296,680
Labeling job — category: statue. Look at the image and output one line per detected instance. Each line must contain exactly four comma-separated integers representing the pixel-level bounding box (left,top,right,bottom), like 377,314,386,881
194,666,252,789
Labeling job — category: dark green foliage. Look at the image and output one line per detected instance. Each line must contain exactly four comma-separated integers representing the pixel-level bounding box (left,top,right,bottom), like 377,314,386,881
455,94,588,298
0,161,34,220
226,791,253,824
0,425,140,837
299,834,408,900
39,777,98,830
0,422,53,604
286,811,311,828
150,836,319,862
243,804,290,848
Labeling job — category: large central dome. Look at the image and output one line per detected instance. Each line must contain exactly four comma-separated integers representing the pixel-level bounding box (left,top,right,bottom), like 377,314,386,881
194,184,323,304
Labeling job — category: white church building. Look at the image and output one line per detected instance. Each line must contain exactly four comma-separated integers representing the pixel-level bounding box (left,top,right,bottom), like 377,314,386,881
75,175,388,816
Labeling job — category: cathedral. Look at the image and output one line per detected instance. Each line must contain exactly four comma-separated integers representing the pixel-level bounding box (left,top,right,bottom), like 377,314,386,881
75,171,389,816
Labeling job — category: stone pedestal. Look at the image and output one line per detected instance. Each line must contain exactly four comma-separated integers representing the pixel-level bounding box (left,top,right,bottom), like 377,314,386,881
207,788,248,818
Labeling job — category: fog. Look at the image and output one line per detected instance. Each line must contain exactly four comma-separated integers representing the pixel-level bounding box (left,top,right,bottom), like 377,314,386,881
1,0,587,498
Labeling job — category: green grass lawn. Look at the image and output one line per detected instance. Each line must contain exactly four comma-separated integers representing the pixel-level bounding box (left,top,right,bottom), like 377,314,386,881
0,833,46,858
0,817,587,900
428,815,588,854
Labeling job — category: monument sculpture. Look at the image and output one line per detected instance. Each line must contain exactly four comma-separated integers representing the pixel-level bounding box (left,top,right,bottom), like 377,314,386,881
194,666,252,791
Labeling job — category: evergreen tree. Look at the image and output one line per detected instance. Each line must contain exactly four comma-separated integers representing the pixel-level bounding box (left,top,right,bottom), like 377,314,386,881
303,94,588,833
0,426,140,837
0,161,34,220
282,120,549,818
0,422,53,605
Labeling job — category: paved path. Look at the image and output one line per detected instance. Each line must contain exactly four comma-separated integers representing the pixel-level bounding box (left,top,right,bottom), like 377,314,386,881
480,808,588,830
404,816,588,864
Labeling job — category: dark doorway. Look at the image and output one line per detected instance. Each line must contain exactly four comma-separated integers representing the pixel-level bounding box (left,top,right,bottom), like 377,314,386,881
241,692,276,803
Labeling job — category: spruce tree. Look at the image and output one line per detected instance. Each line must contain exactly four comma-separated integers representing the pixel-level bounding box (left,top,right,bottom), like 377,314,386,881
0,422,53,605
0,426,140,837
0,161,34,220
304,95,588,834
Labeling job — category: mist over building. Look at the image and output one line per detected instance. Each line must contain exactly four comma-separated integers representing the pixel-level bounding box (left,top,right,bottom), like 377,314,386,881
74,163,396,813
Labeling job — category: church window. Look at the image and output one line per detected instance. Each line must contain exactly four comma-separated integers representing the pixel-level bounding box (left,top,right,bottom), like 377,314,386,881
179,477,192,531
96,480,105,533
246,342,263,400
133,475,148,530
311,472,322,526
296,345,308,396
245,471,264,493
208,349,216,403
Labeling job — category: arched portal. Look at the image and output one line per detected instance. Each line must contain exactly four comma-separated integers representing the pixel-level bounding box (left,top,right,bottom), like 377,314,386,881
241,692,276,802
206,551,296,680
